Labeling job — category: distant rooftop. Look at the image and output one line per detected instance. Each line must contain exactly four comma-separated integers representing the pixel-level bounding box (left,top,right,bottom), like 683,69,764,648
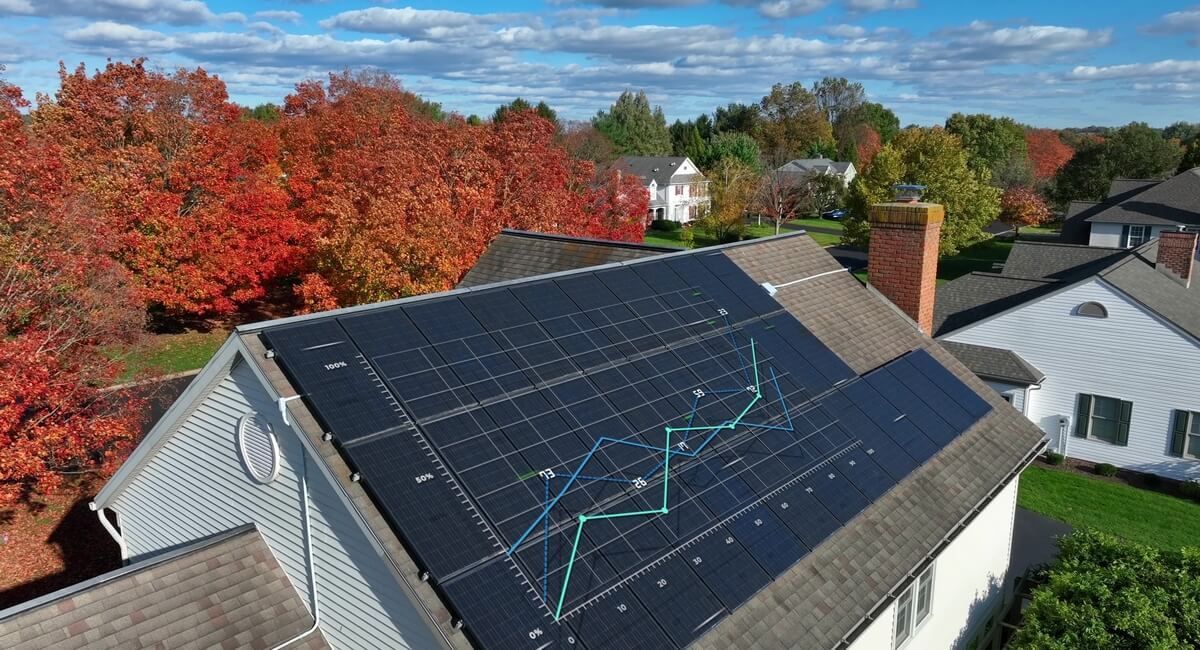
458,229,678,288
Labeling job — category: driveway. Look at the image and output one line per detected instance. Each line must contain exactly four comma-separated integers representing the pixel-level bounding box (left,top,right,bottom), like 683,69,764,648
1011,507,1072,578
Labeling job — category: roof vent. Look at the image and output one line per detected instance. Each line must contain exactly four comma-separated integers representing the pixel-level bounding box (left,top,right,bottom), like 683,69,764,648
237,412,281,484
670,162,677,166
652,167,659,172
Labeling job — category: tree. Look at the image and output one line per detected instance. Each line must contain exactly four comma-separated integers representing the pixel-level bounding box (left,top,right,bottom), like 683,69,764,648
33,60,309,318
844,127,1001,255
854,124,882,169
1162,121,1200,144
701,132,761,172
592,90,670,156
584,168,650,242
1053,122,1183,204
1012,530,1200,649
1180,138,1200,174
562,121,616,164
699,158,758,243
991,150,1036,190
694,113,714,142
812,77,864,126
851,102,900,144
999,186,1051,237
944,112,1028,178
670,119,707,162
494,98,557,127
714,102,759,135
243,103,281,123
755,171,808,235
755,82,834,161
1025,129,1074,182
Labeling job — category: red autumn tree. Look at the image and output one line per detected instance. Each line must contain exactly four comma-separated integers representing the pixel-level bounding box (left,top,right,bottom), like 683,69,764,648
0,75,145,503
32,60,308,318
854,124,883,170
1000,186,1051,237
1025,129,1074,182
582,168,650,242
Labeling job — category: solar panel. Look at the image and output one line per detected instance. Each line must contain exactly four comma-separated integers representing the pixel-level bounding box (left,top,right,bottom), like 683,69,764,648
260,253,993,649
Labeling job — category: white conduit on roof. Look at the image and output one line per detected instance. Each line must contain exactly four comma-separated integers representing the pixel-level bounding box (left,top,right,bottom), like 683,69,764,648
271,452,320,650
761,267,849,296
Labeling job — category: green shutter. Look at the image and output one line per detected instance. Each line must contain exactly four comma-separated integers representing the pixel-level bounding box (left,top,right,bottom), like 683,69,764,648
1074,394,1092,438
1115,400,1133,446
1171,410,1188,457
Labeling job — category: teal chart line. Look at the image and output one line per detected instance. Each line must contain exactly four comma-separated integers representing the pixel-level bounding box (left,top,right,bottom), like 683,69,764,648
502,333,797,620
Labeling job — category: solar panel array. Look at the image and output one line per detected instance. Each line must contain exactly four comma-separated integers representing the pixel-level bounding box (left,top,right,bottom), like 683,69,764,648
261,250,991,650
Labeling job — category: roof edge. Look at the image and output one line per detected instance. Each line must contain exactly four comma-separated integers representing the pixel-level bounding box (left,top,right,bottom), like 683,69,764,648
0,524,258,622
497,229,682,252
236,232,810,334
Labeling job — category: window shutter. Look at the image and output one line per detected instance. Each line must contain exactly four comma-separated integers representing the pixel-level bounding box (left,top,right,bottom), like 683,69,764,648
1121,225,1130,247
1115,400,1133,446
1170,410,1188,457
1074,394,1092,438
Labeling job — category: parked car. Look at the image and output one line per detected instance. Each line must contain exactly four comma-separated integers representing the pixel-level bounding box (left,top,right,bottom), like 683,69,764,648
822,209,846,220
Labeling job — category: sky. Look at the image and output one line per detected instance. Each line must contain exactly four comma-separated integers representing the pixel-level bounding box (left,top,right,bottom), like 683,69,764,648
1,0,1199,127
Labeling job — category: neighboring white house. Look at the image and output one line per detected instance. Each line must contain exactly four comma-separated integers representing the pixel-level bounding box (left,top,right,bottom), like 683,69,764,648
777,157,857,187
1061,168,1200,248
614,155,710,223
933,235,1200,481
6,230,1047,649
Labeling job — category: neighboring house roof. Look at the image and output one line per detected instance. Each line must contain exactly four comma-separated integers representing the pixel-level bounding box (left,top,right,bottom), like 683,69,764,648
1107,177,1162,201
217,232,1045,650
0,525,327,650
936,239,1200,341
1085,168,1200,226
777,158,854,175
458,229,678,288
614,156,696,187
939,341,1045,386
1059,200,1106,244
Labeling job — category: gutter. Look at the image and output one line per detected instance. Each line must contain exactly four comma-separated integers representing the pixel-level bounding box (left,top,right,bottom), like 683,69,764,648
833,437,1048,649
88,503,128,562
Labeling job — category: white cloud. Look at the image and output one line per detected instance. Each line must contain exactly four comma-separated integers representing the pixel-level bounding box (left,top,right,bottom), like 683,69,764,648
845,0,917,11
254,10,302,24
0,0,34,14
319,7,506,36
1071,59,1200,80
1143,5,1200,45
757,0,828,18
0,0,233,25
823,24,866,38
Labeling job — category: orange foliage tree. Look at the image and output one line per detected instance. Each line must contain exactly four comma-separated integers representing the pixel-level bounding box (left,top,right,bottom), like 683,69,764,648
854,124,882,170
1000,186,1051,237
32,60,309,318
0,74,145,503
1025,129,1074,183
281,72,645,310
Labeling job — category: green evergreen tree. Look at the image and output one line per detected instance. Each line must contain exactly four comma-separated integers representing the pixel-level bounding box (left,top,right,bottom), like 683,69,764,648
593,90,671,156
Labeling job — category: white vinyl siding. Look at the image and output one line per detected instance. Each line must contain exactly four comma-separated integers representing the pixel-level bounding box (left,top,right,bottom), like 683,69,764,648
848,479,1018,650
1088,222,1174,248
944,278,1200,480
984,380,1027,414
110,358,439,650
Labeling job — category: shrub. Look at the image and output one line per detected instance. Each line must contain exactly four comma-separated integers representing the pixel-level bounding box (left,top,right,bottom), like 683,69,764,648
1180,480,1200,503
1094,463,1118,477
1142,473,1161,488
649,219,681,232
1042,451,1064,466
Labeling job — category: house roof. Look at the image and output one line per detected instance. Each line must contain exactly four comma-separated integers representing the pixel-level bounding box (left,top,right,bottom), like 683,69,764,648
457,229,678,288
0,525,327,650
938,341,1045,386
614,156,696,187
777,158,853,175
1085,168,1200,226
1107,177,1162,201
1059,200,1106,244
227,232,1044,649
936,239,1200,341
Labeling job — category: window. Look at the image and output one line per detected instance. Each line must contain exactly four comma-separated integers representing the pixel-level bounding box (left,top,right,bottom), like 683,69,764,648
1000,393,1013,404
1074,394,1132,446
674,184,684,196
1076,301,1108,318
1170,410,1200,459
237,412,281,484
894,565,934,647
1126,225,1151,247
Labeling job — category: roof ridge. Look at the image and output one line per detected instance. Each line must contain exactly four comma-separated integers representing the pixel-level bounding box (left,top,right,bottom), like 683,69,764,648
497,229,682,252
960,271,1062,283
1009,240,1122,250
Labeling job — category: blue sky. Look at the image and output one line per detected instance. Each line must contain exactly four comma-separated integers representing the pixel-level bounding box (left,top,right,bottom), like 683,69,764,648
1,0,1198,126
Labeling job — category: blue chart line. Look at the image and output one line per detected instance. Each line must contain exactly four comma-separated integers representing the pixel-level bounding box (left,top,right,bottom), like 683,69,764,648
505,326,802,620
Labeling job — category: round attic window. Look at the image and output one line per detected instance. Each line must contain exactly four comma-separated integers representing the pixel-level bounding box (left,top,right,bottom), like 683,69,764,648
1076,301,1108,318
238,412,280,484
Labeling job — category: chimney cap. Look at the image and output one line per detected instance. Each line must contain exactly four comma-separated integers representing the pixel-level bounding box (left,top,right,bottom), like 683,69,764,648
893,184,926,203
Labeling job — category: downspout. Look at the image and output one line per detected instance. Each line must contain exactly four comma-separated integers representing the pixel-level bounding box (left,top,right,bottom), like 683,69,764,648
271,452,320,650
88,502,128,562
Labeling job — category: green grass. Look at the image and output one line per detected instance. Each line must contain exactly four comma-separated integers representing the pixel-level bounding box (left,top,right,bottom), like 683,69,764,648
787,217,844,232
643,223,838,249
1018,465,1200,550
935,239,1013,281
642,230,689,248
109,330,228,381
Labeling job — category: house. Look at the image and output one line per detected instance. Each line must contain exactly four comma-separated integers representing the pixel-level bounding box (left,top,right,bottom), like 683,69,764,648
458,229,679,288
1060,167,1200,247
13,220,1046,649
930,234,1200,480
613,156,709,223
777,158,857,187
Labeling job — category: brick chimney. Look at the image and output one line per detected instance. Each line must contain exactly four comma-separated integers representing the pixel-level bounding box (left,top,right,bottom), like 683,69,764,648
868,193,944,336
1156,230,1198,288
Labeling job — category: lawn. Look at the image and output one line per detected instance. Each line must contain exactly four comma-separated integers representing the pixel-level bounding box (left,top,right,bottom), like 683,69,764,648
108,329,228,381
935,238,1012,281
643,222,840,249
1018,465,1200,551
788,217,844,232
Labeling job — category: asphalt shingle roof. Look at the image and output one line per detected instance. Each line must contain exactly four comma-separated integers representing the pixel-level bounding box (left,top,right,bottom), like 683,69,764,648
1085,168,1200,226
457,229,677,288
614,156,695,187
240,232,1046,650
1001,241,1127,280
939,341,1045,385
0,525,327,650
1107,177,1161,201
934,272,1061,336
1059,200,1106,244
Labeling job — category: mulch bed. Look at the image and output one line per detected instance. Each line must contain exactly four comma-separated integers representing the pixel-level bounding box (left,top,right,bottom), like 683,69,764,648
0,477,120,609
